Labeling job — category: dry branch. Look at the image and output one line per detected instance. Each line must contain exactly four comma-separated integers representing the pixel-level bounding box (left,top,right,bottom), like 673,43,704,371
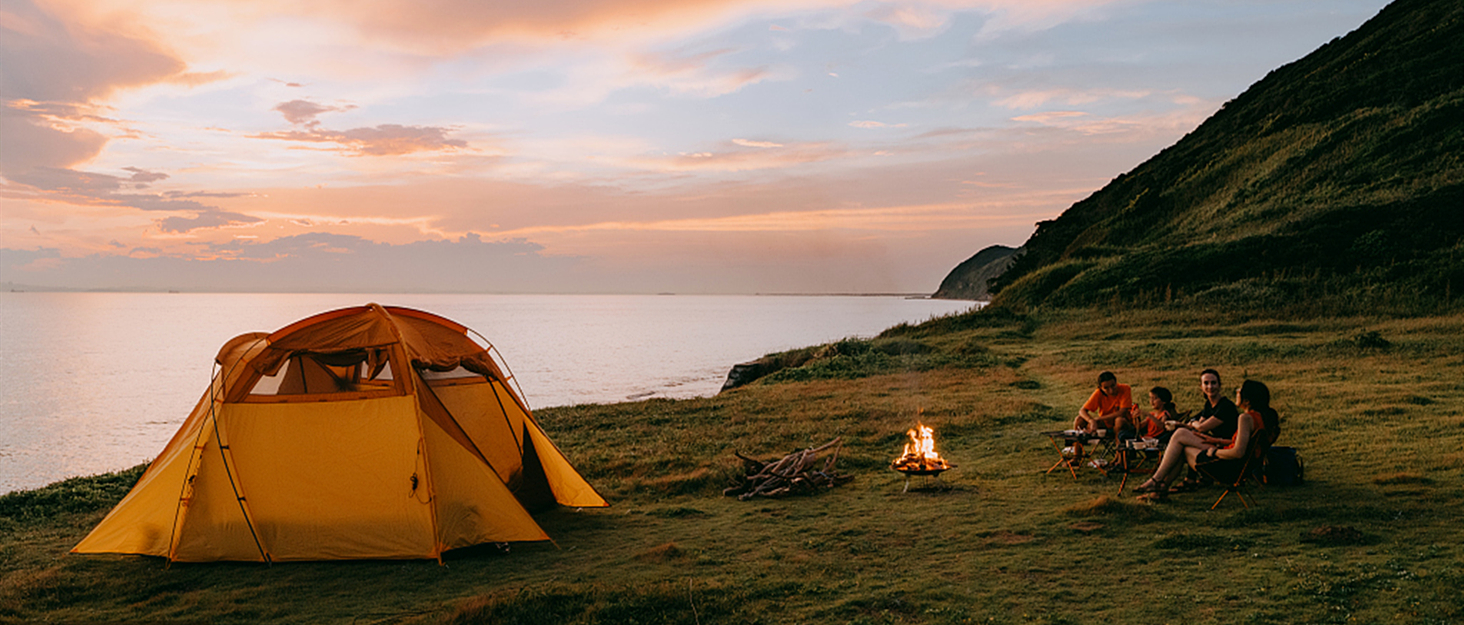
724,437,853,500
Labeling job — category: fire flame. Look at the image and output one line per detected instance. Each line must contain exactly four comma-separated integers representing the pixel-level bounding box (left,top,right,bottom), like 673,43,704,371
891,422,952,472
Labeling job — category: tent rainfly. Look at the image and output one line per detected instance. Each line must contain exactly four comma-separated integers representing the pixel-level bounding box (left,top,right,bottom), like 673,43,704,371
73,304,607,563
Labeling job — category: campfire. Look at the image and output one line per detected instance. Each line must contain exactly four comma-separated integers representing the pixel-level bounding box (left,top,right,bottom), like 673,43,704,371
891,422,955,475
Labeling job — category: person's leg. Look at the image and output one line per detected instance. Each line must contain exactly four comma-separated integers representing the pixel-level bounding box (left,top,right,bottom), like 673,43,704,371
1138,430,1204,491
1152,444,1186,483
1074,412,1090,432
1168,428,1205,447
1173,429,1216,486
1165,447,1203,483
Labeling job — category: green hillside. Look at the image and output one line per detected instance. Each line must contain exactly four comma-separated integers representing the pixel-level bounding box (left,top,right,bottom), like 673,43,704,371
989,0,1463,314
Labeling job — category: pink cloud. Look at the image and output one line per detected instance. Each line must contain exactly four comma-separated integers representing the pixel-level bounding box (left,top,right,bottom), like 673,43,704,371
1011,111,1087,124
0,105,109,173
993,88,1153,110
251,123,469,156
641,140,846,171
274,99,356,125
181,0,1123,54
0,0,184,104
122,166,170,184
154,210,266,233
731,138,783,148
629,47,778,97
3,163,265,235
0,0,221,234
169,70,233,87
864,4,951,39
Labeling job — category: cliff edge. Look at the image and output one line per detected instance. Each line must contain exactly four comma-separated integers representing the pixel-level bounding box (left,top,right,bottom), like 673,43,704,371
931,245,1022,301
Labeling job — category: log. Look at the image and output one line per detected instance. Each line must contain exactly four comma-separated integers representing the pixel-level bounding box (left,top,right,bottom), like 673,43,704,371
727,438,850,500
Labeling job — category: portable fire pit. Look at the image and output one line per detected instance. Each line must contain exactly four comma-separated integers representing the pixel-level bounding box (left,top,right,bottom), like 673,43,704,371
891,423,956,493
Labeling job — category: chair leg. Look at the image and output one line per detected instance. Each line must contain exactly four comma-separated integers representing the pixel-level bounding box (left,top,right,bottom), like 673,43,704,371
1240,479,1258,508
1210,483,1253,510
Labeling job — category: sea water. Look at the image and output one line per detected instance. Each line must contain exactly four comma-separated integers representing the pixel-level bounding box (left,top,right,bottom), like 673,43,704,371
0,292,975,493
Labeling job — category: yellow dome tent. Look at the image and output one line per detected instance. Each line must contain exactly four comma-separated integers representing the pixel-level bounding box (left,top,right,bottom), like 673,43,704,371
73,304,607,563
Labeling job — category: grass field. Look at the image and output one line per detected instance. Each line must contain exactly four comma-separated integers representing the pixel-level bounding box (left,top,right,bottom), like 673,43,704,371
3,309,1461,624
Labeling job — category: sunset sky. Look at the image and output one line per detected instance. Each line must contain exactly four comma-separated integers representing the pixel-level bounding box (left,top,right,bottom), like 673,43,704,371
1,0,1389,294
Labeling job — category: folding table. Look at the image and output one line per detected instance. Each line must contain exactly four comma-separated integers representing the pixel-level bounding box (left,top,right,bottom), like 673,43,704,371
1039,429,1114,479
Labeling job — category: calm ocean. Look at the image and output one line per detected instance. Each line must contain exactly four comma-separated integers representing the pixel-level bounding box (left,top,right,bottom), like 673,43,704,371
0,292,974,493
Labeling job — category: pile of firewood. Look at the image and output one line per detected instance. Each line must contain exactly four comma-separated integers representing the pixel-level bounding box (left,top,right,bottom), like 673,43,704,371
723,437,853,500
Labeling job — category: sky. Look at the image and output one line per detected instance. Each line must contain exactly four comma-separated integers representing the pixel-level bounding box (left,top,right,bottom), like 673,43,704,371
0,0,1391,294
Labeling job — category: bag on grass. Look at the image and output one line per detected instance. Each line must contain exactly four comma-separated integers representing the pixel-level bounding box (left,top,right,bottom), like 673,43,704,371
1263,446,1304,486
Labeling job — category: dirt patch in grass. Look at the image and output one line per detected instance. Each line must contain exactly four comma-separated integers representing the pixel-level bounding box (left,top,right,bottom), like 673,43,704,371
635,543,686,562
1373,472,1434,486
1301,525,1372,546
1067,521,1105,534
1063,495,1167,523
984,531,1035,545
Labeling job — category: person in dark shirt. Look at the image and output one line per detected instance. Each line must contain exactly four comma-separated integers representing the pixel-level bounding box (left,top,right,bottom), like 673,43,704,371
1174,368,1239,489
1188,368,1239,439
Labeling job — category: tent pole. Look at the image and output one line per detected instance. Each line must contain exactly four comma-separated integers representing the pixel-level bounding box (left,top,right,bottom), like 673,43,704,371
405,363,448,565
486,380,525,455
470,329,534,412
165,364,219,562
209,388,271,564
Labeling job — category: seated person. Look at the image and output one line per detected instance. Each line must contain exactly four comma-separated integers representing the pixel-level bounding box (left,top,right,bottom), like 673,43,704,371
1187,368,1239,439
1136,386,1177,444
1073,371,1132,436
1133,379,1277,499
1176,368,1240,488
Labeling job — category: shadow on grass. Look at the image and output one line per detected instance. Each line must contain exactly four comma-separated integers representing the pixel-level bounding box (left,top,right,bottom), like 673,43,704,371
444,580,827,625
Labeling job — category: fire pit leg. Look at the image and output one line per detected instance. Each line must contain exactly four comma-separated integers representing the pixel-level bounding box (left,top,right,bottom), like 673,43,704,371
902,476,911,494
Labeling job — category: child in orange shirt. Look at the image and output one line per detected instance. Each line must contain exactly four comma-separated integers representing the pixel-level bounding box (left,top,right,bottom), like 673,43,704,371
1136,386,1176,441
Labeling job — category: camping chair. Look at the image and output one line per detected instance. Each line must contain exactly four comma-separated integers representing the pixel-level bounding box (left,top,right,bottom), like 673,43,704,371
1197,434,1272,510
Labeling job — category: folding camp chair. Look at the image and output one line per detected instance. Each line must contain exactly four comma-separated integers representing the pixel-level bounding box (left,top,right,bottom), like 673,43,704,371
1197,435,1272,510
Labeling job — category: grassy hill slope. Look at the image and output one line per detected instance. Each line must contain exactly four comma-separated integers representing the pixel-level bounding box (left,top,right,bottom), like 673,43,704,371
989,0,1463,314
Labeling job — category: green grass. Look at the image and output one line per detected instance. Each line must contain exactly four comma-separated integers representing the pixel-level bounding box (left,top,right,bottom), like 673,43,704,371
3,310,1463,624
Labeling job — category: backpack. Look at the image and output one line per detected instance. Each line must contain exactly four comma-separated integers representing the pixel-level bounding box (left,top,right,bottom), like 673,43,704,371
1263,446,1304,486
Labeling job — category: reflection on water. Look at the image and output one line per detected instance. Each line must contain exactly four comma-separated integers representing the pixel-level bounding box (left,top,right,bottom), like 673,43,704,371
0,292,975,493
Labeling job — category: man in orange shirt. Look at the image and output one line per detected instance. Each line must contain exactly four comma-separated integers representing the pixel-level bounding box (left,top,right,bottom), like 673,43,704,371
1074,371,1133,434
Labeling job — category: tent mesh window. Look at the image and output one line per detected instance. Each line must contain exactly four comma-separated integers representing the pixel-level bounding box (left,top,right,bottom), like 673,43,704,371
247,348,400,400
419,365,484,387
